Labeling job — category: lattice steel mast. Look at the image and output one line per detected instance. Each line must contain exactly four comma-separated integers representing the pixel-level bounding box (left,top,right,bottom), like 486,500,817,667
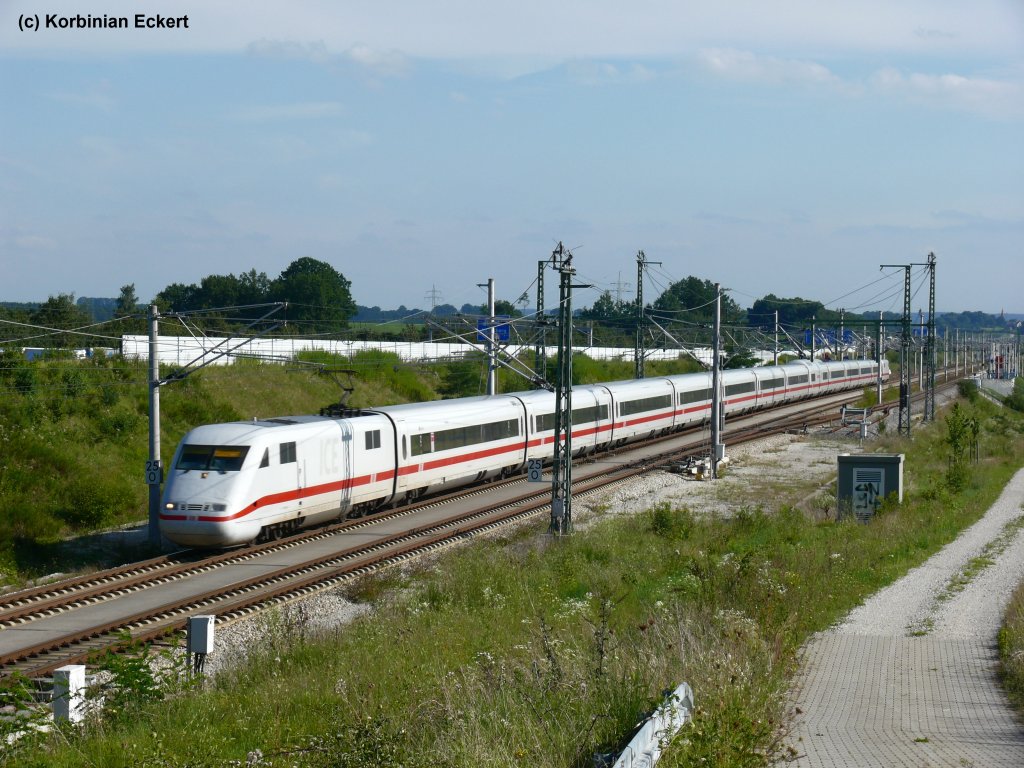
880,263,912,436
924,252,937,421
550,243,576,535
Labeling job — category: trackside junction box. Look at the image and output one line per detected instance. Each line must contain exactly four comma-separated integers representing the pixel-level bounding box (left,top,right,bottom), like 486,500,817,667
836,453,904,522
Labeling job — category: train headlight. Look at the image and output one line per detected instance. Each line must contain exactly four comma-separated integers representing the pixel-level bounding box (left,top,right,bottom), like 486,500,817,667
164,503,175,510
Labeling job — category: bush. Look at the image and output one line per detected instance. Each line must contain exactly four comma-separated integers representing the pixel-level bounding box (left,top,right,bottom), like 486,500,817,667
646,503,694,539
958,379,979,402
59,476,134,529
1005,378,1024,413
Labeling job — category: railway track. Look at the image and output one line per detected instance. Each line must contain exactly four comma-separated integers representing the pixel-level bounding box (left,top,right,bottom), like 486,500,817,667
0,381,958,681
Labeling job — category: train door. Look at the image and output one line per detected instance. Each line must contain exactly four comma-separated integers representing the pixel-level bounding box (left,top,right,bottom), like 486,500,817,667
337,421,354,512
317,420,354,514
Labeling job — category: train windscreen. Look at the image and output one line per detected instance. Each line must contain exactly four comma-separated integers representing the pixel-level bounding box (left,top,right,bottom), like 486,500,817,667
177,445,250,472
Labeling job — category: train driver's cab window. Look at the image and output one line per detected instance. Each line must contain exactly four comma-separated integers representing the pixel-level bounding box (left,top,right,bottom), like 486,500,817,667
259,448,270,468
280,441,297,464
365,430,381,450
176,445,250,472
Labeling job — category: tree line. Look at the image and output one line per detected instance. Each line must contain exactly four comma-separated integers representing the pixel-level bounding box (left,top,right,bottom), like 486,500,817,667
1,258,1017,349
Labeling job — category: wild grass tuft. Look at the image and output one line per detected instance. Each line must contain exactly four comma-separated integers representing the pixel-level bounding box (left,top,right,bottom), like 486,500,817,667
1000,577,1024,714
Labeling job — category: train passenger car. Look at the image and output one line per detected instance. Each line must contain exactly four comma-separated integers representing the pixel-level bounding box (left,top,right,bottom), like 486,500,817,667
670,371,714,423
720,368,759,415
605,377,678,443
752,365,788,408
517,385,615,461
377,396,527,501
782,361,816,400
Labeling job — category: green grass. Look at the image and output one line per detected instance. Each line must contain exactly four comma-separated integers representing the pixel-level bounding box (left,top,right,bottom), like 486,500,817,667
1000,570,1024,715
5,392,1023,767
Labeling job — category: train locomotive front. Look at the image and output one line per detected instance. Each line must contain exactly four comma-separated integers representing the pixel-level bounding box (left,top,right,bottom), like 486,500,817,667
160,414,396,547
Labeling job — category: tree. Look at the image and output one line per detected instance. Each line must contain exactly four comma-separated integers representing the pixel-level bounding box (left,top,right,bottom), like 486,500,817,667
580,291,635,326
271,257,357,333
115,284,139,317
31,294,91,348
155,282,198,313
747,294,826,330
651,277,745,325
431,303,459,317
237,269,272,305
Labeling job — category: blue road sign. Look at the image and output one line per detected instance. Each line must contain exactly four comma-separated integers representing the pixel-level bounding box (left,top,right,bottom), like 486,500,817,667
477,315,511,342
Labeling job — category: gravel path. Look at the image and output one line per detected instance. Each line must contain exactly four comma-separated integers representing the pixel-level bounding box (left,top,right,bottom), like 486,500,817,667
779,468,1024,767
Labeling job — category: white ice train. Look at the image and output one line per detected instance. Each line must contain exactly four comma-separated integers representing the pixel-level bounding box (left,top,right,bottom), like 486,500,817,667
160,358,889,547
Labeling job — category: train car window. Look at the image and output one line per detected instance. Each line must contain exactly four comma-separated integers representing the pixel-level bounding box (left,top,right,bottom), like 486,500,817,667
365,430,381,450
537,406,607,432
679,388,712,404
620,394,672,417
788,374,809,384
759,378,784,390
176,445,250,472
410,418,521,456
280,442,296,464
259,448,269,468
410,433,430,456
724,382,755,396
574,405,609,425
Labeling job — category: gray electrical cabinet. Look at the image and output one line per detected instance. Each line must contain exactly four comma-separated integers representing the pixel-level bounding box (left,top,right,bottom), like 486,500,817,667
836,453,904,522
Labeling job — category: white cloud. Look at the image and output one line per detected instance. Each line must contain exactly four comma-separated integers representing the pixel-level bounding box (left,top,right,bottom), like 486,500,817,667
344,44,409,77
48,82,115,110
872,67,1022,118
230,101,344,122
14,235,57,250
565,60,657,86
698,48,840,87
246,39,331,63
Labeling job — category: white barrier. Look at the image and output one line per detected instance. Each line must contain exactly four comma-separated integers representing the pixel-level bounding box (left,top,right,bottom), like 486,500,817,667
120,335,716,367
612,683,694,768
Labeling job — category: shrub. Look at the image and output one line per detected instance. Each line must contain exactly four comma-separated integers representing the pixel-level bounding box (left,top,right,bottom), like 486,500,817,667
646,503,694,539
945,402,979,491
59,476,133,529
958,379,979,402
1006,378,1024,414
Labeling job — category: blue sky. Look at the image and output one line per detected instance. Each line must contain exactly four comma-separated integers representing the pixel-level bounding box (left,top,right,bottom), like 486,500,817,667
1,1,1022,315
